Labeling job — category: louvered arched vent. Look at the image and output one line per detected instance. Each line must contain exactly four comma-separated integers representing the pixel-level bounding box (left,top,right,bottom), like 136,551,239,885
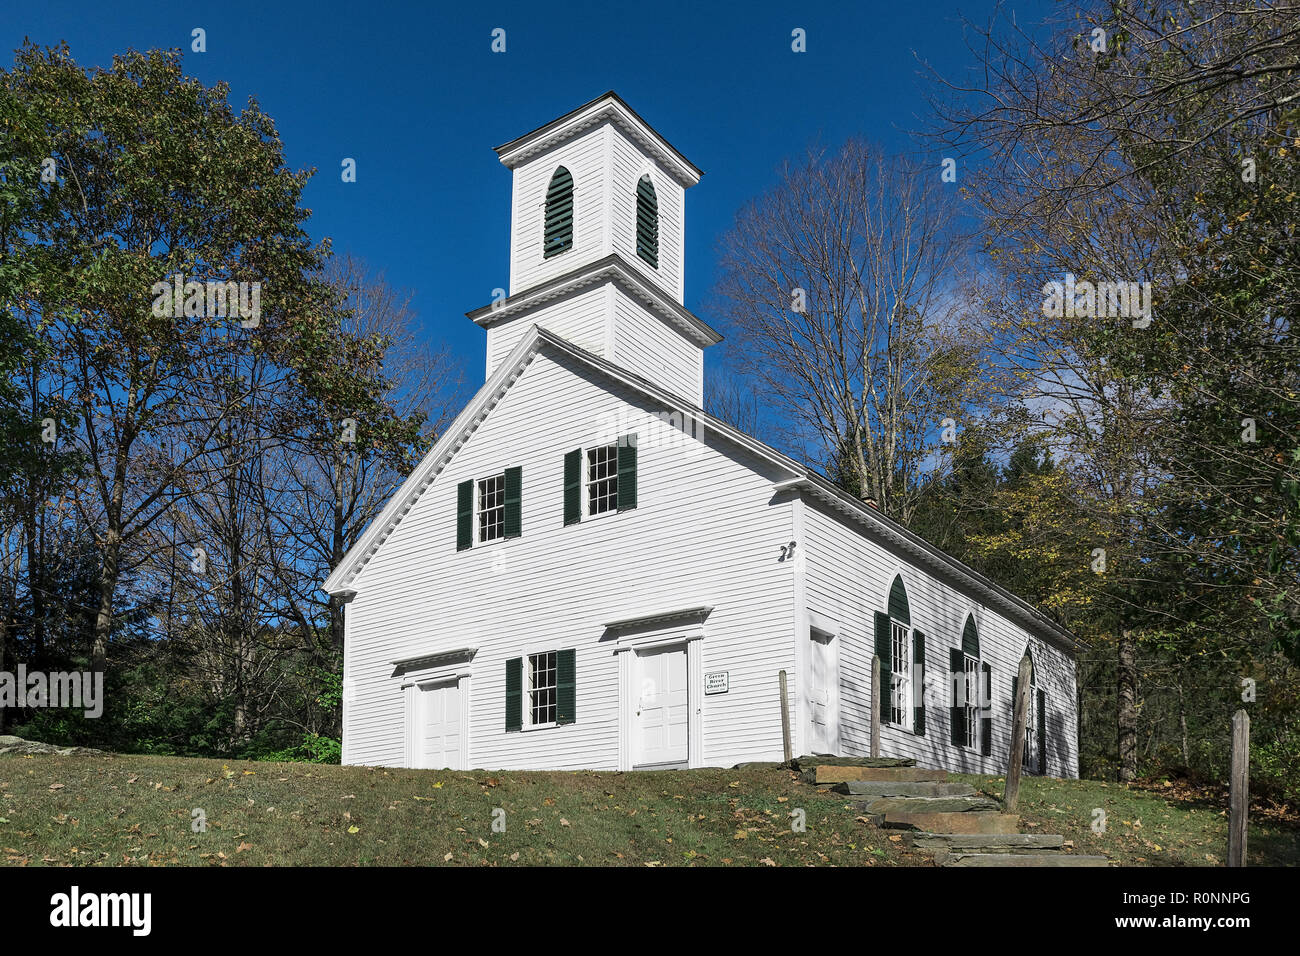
544,166,574,258
635,174,658,268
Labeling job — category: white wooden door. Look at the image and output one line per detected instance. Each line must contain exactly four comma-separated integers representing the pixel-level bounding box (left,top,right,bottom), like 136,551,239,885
635,646,689,766
808,631,837,754
417,680,463,770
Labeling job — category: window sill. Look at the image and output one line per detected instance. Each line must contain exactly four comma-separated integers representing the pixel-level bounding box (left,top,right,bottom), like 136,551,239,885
521,722,558,733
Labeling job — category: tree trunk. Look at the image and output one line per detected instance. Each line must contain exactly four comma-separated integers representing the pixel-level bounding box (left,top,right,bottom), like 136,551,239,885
1117,631,1138,782
1177,669,1190,769
0,610,8,735
92,528,122,673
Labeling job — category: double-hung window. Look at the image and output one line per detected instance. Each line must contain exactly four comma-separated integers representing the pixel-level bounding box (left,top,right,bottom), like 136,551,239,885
587,444,619,515
456,466,521,551
564,435,637,525
890,621,912,728
527,651,558,727
1024,679,1037,768
478,473,505,543
962,653,980,749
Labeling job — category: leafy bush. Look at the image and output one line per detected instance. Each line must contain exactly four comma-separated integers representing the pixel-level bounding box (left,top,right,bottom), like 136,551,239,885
255,732,342,764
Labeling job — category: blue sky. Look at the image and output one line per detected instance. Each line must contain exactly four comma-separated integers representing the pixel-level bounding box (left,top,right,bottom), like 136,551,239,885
5,0,1053,401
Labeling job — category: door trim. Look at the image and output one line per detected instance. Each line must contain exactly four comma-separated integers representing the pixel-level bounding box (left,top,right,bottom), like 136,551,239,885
615,630,702,772
805,616,841,756
403,671,471,770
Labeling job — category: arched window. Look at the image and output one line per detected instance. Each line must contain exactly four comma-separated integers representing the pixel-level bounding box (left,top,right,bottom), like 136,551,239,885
874,575,924,734
544,167,574,258
635,174,658,268
953,615,988,752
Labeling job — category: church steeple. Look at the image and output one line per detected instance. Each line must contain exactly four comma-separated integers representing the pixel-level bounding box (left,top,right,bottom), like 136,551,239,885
467,93,720,405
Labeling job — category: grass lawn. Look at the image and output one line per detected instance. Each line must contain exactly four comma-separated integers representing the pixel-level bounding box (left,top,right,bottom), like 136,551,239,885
0,752,1294,866
955,773,1298,866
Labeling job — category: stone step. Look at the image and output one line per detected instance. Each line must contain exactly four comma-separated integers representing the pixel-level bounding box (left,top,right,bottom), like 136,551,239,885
937,852,1109,867
836,781,977,799
904,832,1065,852
817,766,948,784
863,796,1002,815
883,811,1020,834
792,755,916,771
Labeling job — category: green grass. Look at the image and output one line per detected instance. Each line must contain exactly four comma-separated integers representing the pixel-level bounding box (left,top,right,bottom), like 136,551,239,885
0,753,1294,866
952,773,1299,866
0,754,922,867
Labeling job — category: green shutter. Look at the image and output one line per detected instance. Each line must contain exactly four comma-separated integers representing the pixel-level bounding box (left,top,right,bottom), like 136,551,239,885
616,434,637,510
556,649,576,725
874,611,892,724
980,662,993,756
563,449,581,525
1037,688,1047,776
949,648,965,746
962,616,980,657
544,167,573,258
456,480,473,551
503,466,522,538
636,175,659,268
505,657,522,731
912,629,926,735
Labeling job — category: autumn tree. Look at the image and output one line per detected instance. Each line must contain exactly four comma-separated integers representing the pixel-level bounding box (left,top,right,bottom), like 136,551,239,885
712,141,988,523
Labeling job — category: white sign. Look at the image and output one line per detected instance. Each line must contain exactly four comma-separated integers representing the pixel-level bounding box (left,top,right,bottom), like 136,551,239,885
704,671,729,695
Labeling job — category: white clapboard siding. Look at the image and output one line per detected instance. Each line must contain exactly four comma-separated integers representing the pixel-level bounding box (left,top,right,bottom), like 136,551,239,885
343,348,797,770
608,133,685,303
510,125,609,296
611,285,702,404
800,500,1079,778
485,285,610,379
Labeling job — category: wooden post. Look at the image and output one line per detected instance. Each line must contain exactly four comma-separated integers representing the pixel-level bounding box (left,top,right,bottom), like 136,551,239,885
1228,709,1249,867
1004,652,1034,813
870,654,881,758
778,670,792,764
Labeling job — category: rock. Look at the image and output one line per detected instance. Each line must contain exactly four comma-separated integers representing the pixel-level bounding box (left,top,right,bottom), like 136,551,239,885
937,852,1109,867
791,755,915,771
0,735,106,757
863,796,1002,815
905,832,1065,851
833,781,976,798
818,766,948,784
882,811,1020,833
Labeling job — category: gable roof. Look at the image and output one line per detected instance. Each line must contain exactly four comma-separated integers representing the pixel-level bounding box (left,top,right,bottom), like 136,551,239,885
494,91,703,188
465,253,722,348
324,324,1081,654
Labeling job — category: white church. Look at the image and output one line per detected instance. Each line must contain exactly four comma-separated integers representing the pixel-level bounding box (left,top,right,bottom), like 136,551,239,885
323,92,1081,776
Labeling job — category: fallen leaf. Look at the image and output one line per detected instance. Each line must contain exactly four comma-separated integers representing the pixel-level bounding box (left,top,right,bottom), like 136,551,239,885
347,825,359,834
